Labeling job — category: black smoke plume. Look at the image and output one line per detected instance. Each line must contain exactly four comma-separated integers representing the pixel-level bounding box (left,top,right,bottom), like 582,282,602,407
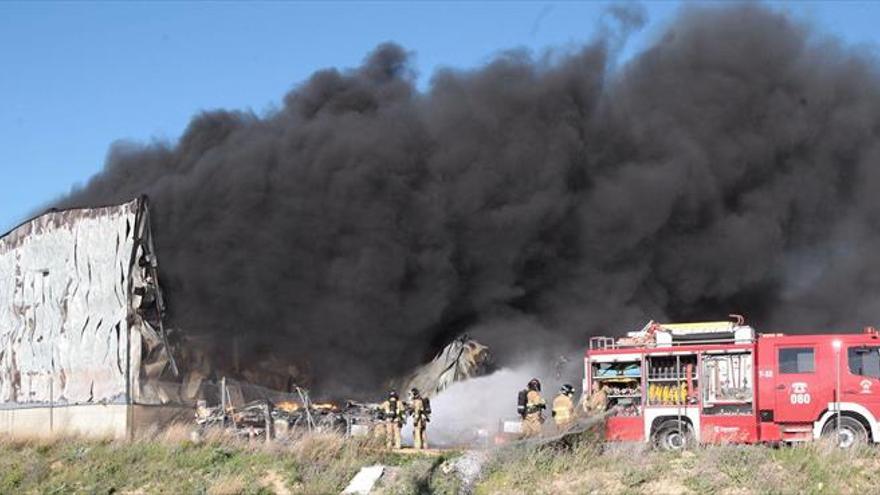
56,4,880,396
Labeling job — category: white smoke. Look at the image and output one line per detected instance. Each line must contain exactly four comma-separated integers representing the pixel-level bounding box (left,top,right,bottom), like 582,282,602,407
400,363,580,447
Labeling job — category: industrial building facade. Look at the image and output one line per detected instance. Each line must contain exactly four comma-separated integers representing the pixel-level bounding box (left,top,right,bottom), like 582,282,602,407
0,197,182,438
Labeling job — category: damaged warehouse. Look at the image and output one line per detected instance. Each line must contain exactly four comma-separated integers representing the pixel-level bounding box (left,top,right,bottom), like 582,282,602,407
0,196,494,440
0,196,184,438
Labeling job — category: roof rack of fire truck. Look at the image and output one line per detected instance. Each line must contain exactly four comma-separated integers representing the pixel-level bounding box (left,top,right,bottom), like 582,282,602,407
589,315,756,350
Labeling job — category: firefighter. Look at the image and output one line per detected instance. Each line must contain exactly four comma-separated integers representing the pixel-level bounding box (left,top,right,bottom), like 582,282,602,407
586,381,608,415
408,387,430,450
380,390,405,449
552,384,576,433
521,378,546,438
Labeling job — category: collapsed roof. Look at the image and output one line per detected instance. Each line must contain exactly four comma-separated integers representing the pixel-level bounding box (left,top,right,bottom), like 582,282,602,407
399,336,493,397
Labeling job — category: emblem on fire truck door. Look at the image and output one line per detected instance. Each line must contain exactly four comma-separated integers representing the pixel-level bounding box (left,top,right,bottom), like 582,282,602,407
861,379,872,393
790,382,811,405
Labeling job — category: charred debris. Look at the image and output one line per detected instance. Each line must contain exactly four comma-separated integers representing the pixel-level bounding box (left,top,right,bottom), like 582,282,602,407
190,336,493,440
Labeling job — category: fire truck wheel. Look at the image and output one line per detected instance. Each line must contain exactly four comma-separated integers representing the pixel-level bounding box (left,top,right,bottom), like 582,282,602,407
821,416,868,449
653,421,693,451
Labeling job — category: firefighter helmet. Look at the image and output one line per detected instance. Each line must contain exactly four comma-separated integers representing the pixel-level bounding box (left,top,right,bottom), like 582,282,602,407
560,384,574,395
389,389,399,399
410,387,421,398
528,378,541,392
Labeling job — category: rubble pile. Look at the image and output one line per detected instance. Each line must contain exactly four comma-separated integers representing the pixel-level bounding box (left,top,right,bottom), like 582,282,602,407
195,399,275,438
272,400,347,435
194,396,387,439
190,336,493,442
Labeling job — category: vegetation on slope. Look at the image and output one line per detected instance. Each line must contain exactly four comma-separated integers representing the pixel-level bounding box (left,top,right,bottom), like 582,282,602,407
477,439,880,495
3,428,880,494
0,428,414,494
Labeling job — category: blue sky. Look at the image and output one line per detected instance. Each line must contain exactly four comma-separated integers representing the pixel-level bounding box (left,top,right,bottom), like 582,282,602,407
1,1,879,233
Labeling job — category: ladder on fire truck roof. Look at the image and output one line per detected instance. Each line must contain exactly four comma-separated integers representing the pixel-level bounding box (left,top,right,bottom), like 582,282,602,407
589,316,756,350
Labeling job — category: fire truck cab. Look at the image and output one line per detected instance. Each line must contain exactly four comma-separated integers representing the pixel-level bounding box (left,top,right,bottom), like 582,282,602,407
585,317,880,449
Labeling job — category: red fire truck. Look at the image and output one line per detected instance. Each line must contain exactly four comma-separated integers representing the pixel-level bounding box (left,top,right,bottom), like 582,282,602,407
585,316,880,450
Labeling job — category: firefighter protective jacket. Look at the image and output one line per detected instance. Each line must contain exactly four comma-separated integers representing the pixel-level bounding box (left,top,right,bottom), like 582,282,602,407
410,397,429,425
588,387,608,413
381,398,405,424
526,390,546,416
553,393,575,423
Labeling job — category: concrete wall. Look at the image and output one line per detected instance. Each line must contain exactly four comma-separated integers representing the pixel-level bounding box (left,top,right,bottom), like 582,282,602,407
0,404,189,440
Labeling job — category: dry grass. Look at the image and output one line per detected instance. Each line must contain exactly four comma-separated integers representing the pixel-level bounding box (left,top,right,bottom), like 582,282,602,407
151,421,194,444
207,475,248,495
5,425,880,494
0,426,396,494
474,438,880,495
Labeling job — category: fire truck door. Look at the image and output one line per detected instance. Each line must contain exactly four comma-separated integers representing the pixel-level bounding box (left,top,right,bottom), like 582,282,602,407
841,345,880,416
774,345,822,423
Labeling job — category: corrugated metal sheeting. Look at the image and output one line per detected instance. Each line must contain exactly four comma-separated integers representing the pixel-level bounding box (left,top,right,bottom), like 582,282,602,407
0,198,177,408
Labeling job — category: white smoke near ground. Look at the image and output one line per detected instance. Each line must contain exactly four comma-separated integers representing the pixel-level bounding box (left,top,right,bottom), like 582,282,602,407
404,364,570,447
